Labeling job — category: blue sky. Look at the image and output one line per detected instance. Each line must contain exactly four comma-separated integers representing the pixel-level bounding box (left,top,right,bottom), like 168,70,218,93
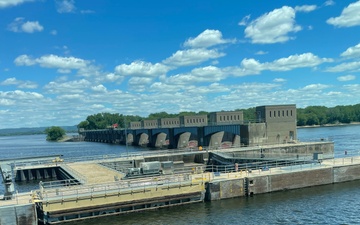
1,0,360,129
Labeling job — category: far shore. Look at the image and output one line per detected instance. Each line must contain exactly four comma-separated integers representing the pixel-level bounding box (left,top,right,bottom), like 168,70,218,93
297,122,360,129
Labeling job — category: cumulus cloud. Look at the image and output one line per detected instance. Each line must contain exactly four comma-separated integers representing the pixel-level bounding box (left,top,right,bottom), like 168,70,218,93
327,1,360,27
14,54,91,73
163,48,225,67
1,77,37,89
164,66,227,85
302,84,330,91
0,90,43,100
91,84,107,92
44,79,91,94
340,43,360,58
115,61,169,77
228,53,332,77
0,0,33,8
183,29,235,48
294,5,317,12
326,61,360,72
8,17,44,33
337,75,356,81
55,0,76,13
265,53,333,71
244,6,302,44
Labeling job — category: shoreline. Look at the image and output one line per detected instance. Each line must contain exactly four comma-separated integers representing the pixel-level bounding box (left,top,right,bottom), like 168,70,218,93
297,122,360,129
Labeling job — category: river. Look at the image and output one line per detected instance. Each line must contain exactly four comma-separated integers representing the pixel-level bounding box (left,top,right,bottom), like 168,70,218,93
0,125,360,224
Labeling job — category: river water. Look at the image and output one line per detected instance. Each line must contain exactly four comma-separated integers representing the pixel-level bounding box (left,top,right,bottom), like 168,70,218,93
0,125,360,224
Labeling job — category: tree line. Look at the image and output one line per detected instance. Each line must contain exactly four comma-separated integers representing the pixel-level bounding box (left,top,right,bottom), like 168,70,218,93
77,104,360,130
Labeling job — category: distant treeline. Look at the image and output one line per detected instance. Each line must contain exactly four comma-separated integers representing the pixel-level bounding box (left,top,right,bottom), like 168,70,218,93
77,104,360,130
0,126,78,136
297,104,360,126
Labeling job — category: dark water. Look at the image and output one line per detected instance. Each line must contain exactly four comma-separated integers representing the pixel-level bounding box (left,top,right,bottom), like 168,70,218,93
1,125,360,224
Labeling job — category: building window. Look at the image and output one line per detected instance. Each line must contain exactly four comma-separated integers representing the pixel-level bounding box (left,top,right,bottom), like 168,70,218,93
278,111,280,117
270,111,272,117
274,111,276,117
287,110,288,116
282,110,284,117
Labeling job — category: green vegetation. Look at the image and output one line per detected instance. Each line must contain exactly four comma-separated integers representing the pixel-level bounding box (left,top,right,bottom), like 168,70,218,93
297,104,360,126
77,104,360,130
45,126,66,141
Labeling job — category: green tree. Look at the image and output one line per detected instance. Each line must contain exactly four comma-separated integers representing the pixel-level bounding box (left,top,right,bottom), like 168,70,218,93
45,126,66,141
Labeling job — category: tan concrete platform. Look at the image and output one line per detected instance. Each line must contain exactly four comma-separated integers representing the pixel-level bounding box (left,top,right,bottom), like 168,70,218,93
66,163,124,184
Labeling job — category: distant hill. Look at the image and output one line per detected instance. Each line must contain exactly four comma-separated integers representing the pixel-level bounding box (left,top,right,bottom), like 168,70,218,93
0,125,78,136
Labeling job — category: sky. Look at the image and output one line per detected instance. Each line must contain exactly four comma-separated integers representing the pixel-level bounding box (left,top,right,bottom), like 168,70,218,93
1,0,360,129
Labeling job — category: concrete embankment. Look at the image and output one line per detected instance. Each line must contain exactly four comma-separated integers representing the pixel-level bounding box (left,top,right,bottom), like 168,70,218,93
2,155,360,224
206,157,360,201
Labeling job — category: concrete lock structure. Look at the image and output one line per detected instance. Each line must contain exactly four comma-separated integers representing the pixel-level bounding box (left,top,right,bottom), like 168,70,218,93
4,103,360,225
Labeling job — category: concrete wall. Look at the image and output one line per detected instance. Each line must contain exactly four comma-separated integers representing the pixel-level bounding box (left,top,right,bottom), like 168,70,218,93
247,168,333,195
0,204,37,225
333,164,360,183
206,178,245,201
207,162,360,201
231,142,334,160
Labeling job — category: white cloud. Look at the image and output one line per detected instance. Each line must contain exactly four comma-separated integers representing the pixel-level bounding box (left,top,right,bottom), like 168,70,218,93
164,66,227,85
238,15,251,26
244,6,302,44
1,77,37,89
183,29,235,48
255,51,268,55
228,53,332,77
127,77,154,92
326,61,360,72
163,48,225,67
14,54,36,66
0,0,33,8
1,77,18,85
55,0,76,13
14,54,91,73
340,43,360,58
44,79,91,94
0,90,43,100
91,84,107,92
302,84,330,91
115,61,169,77
294,5,317,12
265,53,333,71
101,73,124,83
8,17,44,33
0,99,15,106
324,0,335,6
337,75,356,81
327,1,360,27
273,78,286,82
128,77,153,85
